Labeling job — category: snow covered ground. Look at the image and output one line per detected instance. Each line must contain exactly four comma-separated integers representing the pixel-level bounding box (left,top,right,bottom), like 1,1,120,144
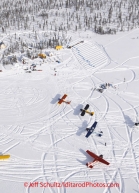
0,29,139,193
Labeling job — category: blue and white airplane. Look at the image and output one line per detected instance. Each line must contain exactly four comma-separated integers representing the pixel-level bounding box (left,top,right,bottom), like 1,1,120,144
85,121,100,138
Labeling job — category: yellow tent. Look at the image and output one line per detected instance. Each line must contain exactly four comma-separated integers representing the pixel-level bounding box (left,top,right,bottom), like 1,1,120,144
38,53,46,58
56,45,63,50
0,155,10,160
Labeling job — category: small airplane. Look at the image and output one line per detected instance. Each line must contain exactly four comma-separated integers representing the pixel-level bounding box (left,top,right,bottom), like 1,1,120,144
85,121,98,138
80,104,94,116
58,94,71,105
86,150,110,168
0,155,10,160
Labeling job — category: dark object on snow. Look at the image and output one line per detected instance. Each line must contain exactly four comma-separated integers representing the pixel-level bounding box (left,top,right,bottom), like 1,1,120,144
97,131,103,137
105,143,106,146
31,64,36,67
98,134,102,137
85,121,98,138
26,70,31,73
100,84,106,89
96,89,103,93
135,123,139,126
32,68,37,71
80,104,89,116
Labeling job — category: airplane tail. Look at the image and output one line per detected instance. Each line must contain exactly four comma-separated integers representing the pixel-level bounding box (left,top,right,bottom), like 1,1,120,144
90,112,94,116
65,101,71,104
86,162,93,168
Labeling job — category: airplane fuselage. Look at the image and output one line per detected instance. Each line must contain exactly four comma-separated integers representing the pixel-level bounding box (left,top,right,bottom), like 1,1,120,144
80,109,94,116
89,125,95,132
84,110,94,116
63,100,71,104
86,160,97,168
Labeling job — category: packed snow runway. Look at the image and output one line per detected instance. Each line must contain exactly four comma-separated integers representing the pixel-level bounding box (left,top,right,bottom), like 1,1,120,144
0,40,139,193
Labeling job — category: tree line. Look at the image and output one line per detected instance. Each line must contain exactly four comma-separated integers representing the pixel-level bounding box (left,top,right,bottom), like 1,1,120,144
0,0,139,35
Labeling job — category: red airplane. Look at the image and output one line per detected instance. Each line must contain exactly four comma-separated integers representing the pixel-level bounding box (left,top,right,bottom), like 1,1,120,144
58,94,71,105
86,150,110,168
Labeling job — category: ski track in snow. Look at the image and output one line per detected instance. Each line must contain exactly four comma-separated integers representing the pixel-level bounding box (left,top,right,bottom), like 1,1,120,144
0,41,139,193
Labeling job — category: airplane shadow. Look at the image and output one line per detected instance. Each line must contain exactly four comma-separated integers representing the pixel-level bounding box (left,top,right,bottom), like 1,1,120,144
73,104,83,115
124,114,134,128
77,149,94,165
51,94,61,104
76,120,88,136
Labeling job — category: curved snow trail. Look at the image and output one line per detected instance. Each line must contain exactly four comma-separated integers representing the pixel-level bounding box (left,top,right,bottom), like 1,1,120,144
99,56,139,76
0,39,139,193
2,142,20,154
104,28,139,47
106,95,139,180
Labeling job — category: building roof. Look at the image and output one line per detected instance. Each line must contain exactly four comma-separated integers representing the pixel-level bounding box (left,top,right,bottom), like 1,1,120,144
56,45,63,50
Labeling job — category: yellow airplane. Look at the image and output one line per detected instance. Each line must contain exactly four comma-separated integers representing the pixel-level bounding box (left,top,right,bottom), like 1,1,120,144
84,110,94,116
80,104,94,116
0,155,10,160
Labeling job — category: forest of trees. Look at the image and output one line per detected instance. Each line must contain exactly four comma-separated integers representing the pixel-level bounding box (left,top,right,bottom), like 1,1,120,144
1,31,66,65
1,0,139,64
0,0,139,35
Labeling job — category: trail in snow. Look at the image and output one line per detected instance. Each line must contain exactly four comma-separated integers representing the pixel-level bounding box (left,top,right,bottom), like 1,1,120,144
0,41,139,193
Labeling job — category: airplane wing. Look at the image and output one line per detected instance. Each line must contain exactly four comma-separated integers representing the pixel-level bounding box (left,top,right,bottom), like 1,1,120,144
58,94,67,104
86,150,110,165
85,128,95,138
0,155,10,160
86,150,98,159
80,110,85,116
92,121,97,128
84,104,89,110
97,156,110,165
61,94,67,100
85,122,97,138
80,104,89,116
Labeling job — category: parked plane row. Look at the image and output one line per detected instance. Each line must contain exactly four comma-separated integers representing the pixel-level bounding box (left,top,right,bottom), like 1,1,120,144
58,94,109,168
